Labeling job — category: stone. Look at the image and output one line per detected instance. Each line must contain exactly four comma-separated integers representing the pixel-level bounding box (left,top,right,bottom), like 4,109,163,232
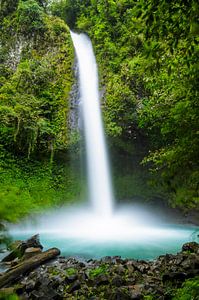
41,286,61,299
130,293,143,300
68,280,81,293
182,242,199,253
25,279,35,292
111,275,125,287
51,275,63,288
78,271,87,281
66,274,78,283
78,261,86,268
126,261,135,273
95,274,109,286
162,272,187,282
30,290,45,299
1,241,198,300
115,264,126,275
108,287,132,300
40,277,51,286
101,256,112,264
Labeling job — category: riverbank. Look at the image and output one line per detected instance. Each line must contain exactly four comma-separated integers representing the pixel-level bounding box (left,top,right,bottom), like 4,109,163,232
0,236,199,299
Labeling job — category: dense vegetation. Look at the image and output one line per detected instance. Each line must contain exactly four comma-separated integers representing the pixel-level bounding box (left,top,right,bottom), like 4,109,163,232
0,0,198,222
0,0,83,222
51,0,199,209
0,1,198,298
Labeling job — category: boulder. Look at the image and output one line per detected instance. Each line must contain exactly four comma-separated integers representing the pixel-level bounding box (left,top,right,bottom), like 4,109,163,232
67,280,81,293
95,274,109,286
111,275,125,287
2,235,43,262
182,242,199,253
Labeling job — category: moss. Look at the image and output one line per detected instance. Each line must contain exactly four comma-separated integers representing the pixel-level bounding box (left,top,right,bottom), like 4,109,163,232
0,0,76,162
89,265,108,279
0,0,77,222
65,267,77,276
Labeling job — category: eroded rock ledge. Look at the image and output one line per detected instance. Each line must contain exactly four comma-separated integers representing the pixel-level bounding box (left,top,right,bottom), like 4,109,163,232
0,237,199,299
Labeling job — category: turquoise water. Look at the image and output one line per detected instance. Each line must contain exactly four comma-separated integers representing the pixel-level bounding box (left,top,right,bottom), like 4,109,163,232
11,224,199,260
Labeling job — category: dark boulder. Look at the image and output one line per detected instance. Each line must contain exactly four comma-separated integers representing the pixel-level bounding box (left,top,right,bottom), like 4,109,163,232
67,280,81,293
65,274,78,283
95,274,109,286
162,272,187,282
182,242,199,253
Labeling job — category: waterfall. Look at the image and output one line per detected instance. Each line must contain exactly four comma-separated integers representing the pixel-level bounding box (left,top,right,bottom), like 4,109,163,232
70,31,114,216
8,34,198,262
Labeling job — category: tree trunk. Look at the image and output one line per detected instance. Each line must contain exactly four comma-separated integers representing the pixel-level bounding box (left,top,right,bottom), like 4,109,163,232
0,248,60,288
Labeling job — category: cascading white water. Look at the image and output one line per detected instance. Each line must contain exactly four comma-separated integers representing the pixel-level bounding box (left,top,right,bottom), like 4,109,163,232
8,32,198,261
70,31,114,216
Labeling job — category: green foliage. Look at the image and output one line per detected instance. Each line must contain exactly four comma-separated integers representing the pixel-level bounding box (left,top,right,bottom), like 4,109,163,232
0,0,19,19
0,292,19,300
0,0,198,224
89,265,108,279
0,155,83,222
0,0,78,223
50,0,82,28
50,0,199,208
144,296,154,300
114,173,156,201
0,0,74,159
65,267,77,276
172,277,199,300
17,0,45,35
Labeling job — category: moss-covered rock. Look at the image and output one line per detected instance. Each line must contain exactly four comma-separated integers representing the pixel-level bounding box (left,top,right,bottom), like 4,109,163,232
1,241,198,299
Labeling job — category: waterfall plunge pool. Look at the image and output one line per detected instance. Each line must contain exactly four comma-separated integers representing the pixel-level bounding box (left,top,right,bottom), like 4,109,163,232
7,33,199,262
9,206,199,261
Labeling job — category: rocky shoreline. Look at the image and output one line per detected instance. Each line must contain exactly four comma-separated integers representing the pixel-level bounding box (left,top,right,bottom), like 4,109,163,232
0,236,199,299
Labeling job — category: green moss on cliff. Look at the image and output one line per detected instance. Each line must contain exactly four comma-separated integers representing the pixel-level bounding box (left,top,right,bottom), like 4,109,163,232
0,1,74,158
0,0,77,222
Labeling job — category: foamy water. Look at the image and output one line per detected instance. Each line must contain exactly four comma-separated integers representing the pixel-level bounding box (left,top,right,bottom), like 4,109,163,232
9,205,199,259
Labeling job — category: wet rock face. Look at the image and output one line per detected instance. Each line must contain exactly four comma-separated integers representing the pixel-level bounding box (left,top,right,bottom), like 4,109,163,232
1,241,199,299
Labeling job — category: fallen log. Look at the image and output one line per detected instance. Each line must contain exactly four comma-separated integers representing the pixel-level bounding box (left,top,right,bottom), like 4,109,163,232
0,247,60,288
2,234,43,262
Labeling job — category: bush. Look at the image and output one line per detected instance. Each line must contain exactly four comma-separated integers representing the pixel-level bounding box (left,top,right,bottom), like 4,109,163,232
17,0,45,35
172,277,199,300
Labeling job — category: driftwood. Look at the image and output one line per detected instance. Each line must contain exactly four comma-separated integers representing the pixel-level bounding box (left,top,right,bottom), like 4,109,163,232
0,247,60,288
2,234,43,262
